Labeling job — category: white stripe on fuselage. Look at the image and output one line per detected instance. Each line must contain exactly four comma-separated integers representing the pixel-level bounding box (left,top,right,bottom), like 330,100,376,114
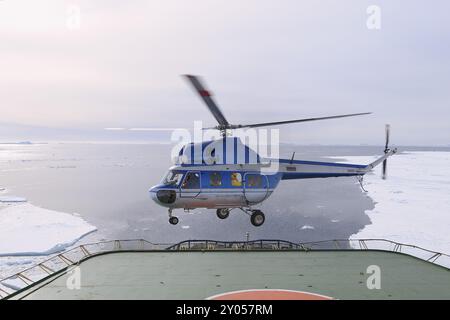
171,160,367,175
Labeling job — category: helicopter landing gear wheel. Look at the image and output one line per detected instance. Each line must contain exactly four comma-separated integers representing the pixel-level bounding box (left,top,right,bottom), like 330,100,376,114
169,216,179,225
216,208,230,219
168,209,178,225
250,210,265,227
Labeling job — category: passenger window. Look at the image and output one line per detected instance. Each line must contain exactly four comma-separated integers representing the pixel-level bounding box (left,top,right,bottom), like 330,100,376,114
181,172,200,189
231,172,242,187
246,174,262,188
210,172,222,187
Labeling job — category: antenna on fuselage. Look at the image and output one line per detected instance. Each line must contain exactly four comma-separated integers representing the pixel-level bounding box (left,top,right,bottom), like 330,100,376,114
290,152,296,164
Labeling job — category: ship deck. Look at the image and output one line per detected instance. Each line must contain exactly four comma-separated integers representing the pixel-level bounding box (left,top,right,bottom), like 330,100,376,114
7,249,450,300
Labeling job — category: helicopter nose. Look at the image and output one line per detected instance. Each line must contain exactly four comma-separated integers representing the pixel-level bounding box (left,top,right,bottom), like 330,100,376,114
149,186,177,206
149,186,159,203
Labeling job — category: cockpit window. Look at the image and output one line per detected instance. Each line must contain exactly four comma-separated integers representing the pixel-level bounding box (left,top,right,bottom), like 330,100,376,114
162,171,183,186
181,172,200,189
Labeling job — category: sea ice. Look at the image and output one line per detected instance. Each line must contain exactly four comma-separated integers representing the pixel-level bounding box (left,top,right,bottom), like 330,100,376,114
1,277,25,291
0,196,27,203
0,203,97,256
334,151,450,256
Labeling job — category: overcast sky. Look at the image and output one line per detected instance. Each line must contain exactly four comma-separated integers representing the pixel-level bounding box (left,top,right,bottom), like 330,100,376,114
1,0,449,145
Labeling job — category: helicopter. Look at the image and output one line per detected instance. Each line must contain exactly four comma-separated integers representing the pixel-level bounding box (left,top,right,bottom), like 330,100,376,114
149,75,397,226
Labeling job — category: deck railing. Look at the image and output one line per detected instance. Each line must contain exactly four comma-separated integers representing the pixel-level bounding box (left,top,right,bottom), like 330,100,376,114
1,238,449,299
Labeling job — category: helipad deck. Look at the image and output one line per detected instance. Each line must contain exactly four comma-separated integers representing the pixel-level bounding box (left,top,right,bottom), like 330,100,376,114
7,250,450,300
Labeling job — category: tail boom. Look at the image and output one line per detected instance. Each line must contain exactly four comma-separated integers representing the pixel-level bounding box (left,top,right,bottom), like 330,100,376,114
276,149,397,180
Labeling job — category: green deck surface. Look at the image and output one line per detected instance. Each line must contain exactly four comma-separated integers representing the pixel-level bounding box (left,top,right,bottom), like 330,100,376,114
9,250,450,300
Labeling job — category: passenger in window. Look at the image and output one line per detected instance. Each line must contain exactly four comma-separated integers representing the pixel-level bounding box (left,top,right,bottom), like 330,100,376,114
210,172,222,187
248,175,262,187
231,172,242,186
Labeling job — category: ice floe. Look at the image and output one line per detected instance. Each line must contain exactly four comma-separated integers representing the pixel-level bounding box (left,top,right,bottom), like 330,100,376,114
0,203,97,256
0,196,27,203
1,277,25,291
334,151,450,255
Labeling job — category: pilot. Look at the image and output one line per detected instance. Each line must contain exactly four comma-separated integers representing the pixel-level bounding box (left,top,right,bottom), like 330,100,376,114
182,175,191,188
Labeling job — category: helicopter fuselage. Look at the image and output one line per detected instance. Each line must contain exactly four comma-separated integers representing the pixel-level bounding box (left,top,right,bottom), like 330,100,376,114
149,156,377,211
150,164,281,210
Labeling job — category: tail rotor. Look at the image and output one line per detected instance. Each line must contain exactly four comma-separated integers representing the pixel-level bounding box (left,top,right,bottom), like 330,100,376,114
382,124,390,180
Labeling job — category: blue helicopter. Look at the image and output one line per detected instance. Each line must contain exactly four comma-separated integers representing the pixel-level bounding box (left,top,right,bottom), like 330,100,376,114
150,75,396,226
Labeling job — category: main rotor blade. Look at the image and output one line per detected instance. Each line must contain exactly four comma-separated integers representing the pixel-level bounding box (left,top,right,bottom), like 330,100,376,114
231,112,372,129
183,75,229,127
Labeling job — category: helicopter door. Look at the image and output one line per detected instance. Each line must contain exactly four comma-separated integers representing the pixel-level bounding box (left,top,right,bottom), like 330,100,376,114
179,171,201,198
243,173,269,204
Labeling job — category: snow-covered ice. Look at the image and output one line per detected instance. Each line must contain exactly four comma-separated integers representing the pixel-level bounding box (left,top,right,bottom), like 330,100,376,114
334,151,450,255
0,203,97,256
1,276,26,291
301,225,315,230
0,196,27,203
